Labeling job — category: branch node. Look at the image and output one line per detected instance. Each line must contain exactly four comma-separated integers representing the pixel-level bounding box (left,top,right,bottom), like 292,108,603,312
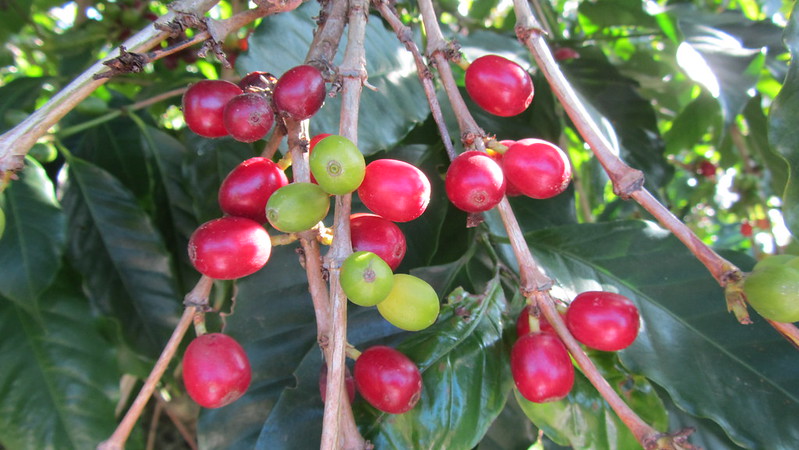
642,427,698,450
612,168,645,200
514,24,548,42
93,46,149,80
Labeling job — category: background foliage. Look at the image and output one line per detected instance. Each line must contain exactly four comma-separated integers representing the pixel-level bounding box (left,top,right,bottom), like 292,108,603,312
0,0,797,449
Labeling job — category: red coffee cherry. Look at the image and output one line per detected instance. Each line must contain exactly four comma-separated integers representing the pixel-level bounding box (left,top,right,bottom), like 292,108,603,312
238,71,277,92
273,65,326,120
354,346,422,414
358,159,431,222
502,138,571,199
511,332,574,403
445,150,506,213
740,222,753,237
188,217,271,280
565,291,640,352
698,160,717,178
218,157,289,223
223,93,275,143
465,55,534,117
350,213,407,270
182,333,252,409
182,79,243,138
488,141,524,197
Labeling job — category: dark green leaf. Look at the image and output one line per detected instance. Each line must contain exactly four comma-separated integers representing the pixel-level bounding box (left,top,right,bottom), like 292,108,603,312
356,276,513,449
744,94,787,196
578,0,657,30
767,1,799,238
0,158,65,308
511,220,799,448
516,352,667,449
239,2,429,155
62,157,181,356
664,91,722,155
0,77,52,134
0,268,129,450
478,394,538,450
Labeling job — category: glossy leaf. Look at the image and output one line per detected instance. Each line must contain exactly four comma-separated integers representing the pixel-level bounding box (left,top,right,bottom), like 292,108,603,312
509,220,799,448
0,158,65,308
0,77,51,134
61,157,181,356
768,1,799,238
356,276,512,449
0,270,127,449
238,2,429,155
515,352,667,449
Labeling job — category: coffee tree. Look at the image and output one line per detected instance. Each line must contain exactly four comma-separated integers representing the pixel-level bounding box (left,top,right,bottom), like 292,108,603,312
0,0,797,449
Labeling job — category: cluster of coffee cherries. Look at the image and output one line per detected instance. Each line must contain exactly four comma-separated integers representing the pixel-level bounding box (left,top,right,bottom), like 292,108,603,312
179,67,435,413
443,55,571,214
181,64,326,143
512,291,641,403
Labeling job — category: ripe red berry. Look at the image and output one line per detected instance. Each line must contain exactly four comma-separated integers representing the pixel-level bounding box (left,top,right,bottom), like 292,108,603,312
465,55,534,117
183,333,252,409
182,80,243,138
218,157,289,223
698,160,717,178
756,218,771,230
354,346,422,414
238,71,277,92
445,151,506,213
188,217,271,280
516,305,559,337
740,222,754,237
350,213,407,270
511,332,574,403
223,93,275,143
319,362,357,404
553,47,580,61
273,65,326,120
565,291,640,352
358,159,431,222
488,141,524,197
502,139,571,199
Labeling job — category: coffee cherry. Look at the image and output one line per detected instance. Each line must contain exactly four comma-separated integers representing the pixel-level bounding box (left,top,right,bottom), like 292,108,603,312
309,133,333,151
698,160,717,178
350,213,407,270
188,217,271,280
273,65,326,120
218,157,289,223
566,291,640,352
223,93,275,143
502,139,571,199
376,274,439,331
319,362,357,404
266,182,330,233
511,332,574,403
553,47,580,61
309,135,365,195
354,346,422,414
340,251,394,307
740,222,754,237
488,141,523,197
182,80,243,138
743,255,799,323
238,71,277,92
445,150,506,213
358,159,431,222
465,55,534,117
183,333,252,409
516,305,559,337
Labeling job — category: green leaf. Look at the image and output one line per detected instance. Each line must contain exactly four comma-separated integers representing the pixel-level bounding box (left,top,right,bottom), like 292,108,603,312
477,394,538,450
356,275,513,449
513,220,799,448
61,157,181,357
768,1,799,238
0,77,52,133
239,2,429,155
182,133,255,224
0,158,65,308
515,352,667,449
0,268,127,450
664,91,722,155
744,94,787,196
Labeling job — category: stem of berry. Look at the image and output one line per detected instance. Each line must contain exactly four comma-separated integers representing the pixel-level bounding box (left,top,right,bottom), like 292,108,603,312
410,1,684,447
511,0,799,344
372,0,457,161
318,1,370,449
97,275,214,450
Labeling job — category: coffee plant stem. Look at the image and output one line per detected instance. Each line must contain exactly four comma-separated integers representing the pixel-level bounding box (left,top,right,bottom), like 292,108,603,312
319,1,370,448
0,0,217,179
373,0,457,161
411,2,679,446
510,0,799,347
